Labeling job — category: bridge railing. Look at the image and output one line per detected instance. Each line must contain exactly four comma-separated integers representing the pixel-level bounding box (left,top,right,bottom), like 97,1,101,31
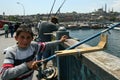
53,27,120,80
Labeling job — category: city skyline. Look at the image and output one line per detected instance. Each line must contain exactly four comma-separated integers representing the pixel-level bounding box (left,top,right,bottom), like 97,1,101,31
0,0,120,15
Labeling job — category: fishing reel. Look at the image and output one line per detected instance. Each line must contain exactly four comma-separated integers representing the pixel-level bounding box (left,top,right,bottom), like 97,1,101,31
41,66,58,80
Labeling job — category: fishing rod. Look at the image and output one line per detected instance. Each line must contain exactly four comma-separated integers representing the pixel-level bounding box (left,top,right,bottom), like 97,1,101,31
47,0,57,21
36,22,120,63
54,0,66,16
47,0,66,21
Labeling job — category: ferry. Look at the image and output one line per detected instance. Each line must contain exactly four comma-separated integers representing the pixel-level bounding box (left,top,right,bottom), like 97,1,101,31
66,24,80,29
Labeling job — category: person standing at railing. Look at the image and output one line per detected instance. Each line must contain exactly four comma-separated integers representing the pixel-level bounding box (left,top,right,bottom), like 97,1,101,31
9,23,14,38
37,16,59,42
36,16,59,68
35,16,59,79
3,23,9,38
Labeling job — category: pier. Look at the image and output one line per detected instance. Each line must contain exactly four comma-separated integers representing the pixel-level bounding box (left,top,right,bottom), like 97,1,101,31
50,27,120,80
56,38,120,80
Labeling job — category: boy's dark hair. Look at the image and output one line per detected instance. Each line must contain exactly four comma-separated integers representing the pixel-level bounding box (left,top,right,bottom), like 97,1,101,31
16,24,34,37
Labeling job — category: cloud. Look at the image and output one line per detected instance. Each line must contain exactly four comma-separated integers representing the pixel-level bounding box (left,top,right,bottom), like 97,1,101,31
111,0,120,12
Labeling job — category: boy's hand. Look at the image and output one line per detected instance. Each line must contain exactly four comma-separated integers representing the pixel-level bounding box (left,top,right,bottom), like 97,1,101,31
26,61,38,70
60,35,68,42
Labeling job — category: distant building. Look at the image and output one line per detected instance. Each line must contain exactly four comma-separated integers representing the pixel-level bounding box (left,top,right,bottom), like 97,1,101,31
0,15,3,20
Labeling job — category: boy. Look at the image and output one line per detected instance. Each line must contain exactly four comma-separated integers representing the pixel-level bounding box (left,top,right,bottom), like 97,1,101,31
0,24,67,80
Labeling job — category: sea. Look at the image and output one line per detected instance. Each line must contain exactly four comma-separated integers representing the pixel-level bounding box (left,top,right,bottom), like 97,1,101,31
67,29,120,58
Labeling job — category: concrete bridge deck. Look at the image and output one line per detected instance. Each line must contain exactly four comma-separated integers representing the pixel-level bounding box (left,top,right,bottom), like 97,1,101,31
0,30,4,35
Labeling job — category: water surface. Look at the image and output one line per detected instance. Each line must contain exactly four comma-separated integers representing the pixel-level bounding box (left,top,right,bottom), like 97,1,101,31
68,29,120,57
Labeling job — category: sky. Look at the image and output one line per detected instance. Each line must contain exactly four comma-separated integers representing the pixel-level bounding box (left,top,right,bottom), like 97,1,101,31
1,0,120,15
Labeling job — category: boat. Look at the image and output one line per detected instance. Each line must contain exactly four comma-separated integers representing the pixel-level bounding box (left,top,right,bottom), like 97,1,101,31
66,24,80,29
114,27,120,30
79,22,91,29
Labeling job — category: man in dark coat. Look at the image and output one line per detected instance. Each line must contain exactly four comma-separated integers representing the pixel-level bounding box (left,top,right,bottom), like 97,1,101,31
36,16,59,79
38,16,58,42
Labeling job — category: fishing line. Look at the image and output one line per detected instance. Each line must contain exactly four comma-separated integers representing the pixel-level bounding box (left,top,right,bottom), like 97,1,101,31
55,0,66,16
47,0,67,21
47,0,57,21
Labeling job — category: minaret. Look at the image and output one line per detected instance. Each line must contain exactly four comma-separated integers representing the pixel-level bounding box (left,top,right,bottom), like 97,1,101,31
112,8,114,12
105,3,107,13
3,12,5,20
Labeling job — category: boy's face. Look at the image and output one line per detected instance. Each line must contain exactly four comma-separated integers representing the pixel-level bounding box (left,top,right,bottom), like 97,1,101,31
15,32,33,48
